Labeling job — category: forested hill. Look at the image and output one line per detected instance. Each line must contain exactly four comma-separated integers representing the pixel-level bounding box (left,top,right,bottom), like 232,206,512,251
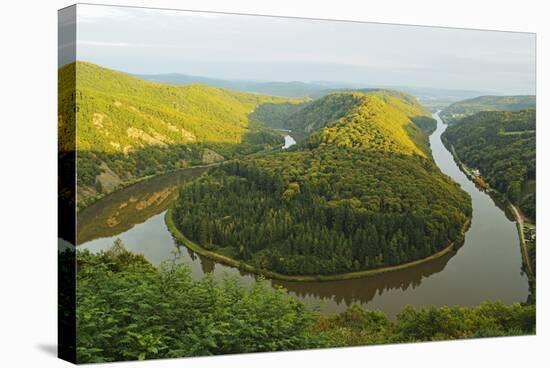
61,61,304,153
172,91,472,276
59,62,303,203
440,95,535,125
251,89,437,146
442,109,536,220
297,91,435,156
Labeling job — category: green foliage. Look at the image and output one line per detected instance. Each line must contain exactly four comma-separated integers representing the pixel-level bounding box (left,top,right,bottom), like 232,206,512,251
304,93,431,156
442,110,536,219
394,302,535,341
68,61,296,152
58,247,76,361
58,63,76,152
59,62,300,201
266,90,435,153
172,91,471,276
312,305,393,346
75,151,101,186
411,116,437,135
526,236,536,278
94,179,103,194
440,95,535,125
76,241,322,363
76,243,535,362
249,101,311,129
313,302,535,347
283,93,364,140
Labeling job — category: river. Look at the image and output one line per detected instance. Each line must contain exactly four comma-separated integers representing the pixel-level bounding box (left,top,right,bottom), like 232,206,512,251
79,112,529,318
282,134,296,149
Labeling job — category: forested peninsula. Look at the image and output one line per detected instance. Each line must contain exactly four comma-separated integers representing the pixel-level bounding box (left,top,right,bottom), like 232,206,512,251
61,62,474,278
169,91,472,277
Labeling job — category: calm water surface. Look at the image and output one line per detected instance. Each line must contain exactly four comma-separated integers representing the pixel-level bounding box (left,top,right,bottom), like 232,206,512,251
80,112,529,318
283,134,297,149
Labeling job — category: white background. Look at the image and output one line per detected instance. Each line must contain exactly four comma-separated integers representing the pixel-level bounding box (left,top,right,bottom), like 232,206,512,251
0,0,547,366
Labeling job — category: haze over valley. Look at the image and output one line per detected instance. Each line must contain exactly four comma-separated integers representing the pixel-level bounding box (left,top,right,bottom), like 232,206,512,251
58,4,537,363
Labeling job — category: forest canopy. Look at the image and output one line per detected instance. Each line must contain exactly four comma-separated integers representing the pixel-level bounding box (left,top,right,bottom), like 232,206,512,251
72,243,535,363
171,91,471,276
58,62,304,202
440,95,535,125
442,109,536,220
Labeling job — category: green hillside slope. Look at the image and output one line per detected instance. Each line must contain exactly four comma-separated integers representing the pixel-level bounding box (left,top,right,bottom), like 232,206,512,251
298,91,434,155
442,109,536,220
249,101,312,130
252,89,437,146
58,62,302,203
171,91,472,276
440,95,535,124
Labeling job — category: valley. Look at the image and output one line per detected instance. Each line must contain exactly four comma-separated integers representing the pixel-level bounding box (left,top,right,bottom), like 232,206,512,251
72,62,534,362
78,111,529,316
56,7,538,363
73,62,532,309
58,62,306,206
169,91,472,276
442,109,536,297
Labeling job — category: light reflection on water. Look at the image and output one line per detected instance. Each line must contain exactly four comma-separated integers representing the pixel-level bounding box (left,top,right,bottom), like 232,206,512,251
79,114,528,318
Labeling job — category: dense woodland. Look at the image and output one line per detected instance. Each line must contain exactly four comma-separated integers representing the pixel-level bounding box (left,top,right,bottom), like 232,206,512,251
72,242,535,363
274,89,437,145
63,60,538,363
249,101,311,130
442,110,536,220
75,129,283,187
172,92,471,275
440,95,535,124
59,62,303,201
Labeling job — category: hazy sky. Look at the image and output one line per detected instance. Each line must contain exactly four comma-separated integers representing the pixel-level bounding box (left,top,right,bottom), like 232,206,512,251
60,4,536,94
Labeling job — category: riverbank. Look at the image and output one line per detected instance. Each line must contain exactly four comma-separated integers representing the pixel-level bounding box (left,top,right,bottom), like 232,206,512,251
441,137,535,281
77,163,220,212
511,205,535,279
80,113,529,314
76,135,296,212
165,206,471,282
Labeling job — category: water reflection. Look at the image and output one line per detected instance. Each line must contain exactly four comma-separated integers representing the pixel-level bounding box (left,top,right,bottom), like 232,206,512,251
77,166,209,244
283,134,297,149
275,249,455,308
79,115,529,318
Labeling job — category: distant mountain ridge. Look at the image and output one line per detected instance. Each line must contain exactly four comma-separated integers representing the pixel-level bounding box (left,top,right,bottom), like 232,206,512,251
134,71,491,106
135,72,328,98
440,95,535,124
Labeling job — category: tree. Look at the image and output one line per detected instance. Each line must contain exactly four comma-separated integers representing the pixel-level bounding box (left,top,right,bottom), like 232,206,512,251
95,179,103,194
